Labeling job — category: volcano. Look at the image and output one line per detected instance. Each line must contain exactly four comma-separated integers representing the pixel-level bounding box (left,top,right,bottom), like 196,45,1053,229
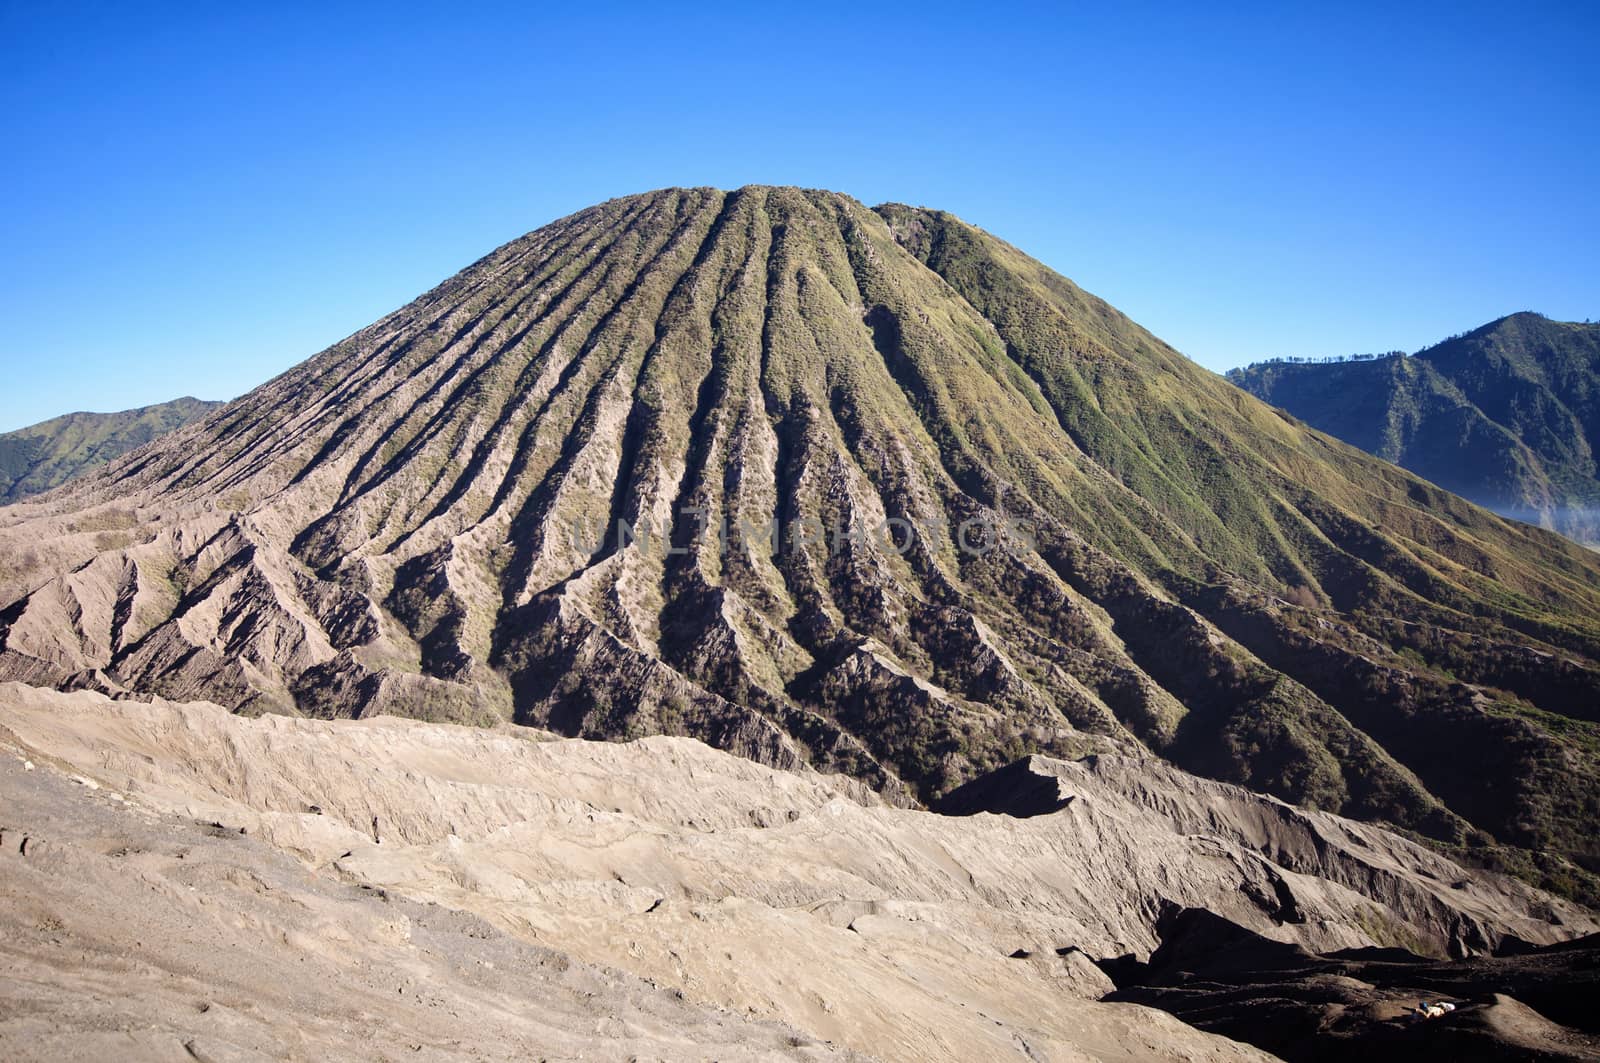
2,186,1597,898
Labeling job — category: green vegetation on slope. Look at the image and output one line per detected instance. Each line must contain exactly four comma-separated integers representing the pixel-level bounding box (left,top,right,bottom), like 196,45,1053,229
1229,314,1600,543
880,204,1600,898
3,189,1598,905
0,397,222,504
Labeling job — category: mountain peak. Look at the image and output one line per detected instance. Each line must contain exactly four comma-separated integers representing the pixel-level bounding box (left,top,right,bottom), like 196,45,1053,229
4,190,1600,904
1233,309,1600,543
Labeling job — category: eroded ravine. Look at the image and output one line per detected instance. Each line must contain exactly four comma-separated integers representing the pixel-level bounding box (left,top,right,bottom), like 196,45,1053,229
1,186,1598,903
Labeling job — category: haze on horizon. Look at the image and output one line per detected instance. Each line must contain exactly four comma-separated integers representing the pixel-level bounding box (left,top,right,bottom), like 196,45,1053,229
1,0,1595,432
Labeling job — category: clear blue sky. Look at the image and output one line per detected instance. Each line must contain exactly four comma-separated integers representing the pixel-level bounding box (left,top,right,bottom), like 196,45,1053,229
2,1,1596,431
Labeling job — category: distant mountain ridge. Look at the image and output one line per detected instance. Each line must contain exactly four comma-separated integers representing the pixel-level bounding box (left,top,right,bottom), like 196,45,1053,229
1228,313,1600,543
0,397,222,504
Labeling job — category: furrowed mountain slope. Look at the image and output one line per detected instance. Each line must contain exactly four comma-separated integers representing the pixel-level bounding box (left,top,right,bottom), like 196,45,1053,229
0,397,221,505
1228,314,1600,544
1,187,1598,901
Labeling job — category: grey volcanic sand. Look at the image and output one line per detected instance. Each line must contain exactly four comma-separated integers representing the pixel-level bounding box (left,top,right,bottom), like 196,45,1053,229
6,684,1595,1060
0,741,859,1061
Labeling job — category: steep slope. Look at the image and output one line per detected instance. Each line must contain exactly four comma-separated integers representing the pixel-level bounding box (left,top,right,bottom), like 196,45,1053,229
1,187,1598,903
5,684,1594,1061
1229,314,1600,543
0,397,221,505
